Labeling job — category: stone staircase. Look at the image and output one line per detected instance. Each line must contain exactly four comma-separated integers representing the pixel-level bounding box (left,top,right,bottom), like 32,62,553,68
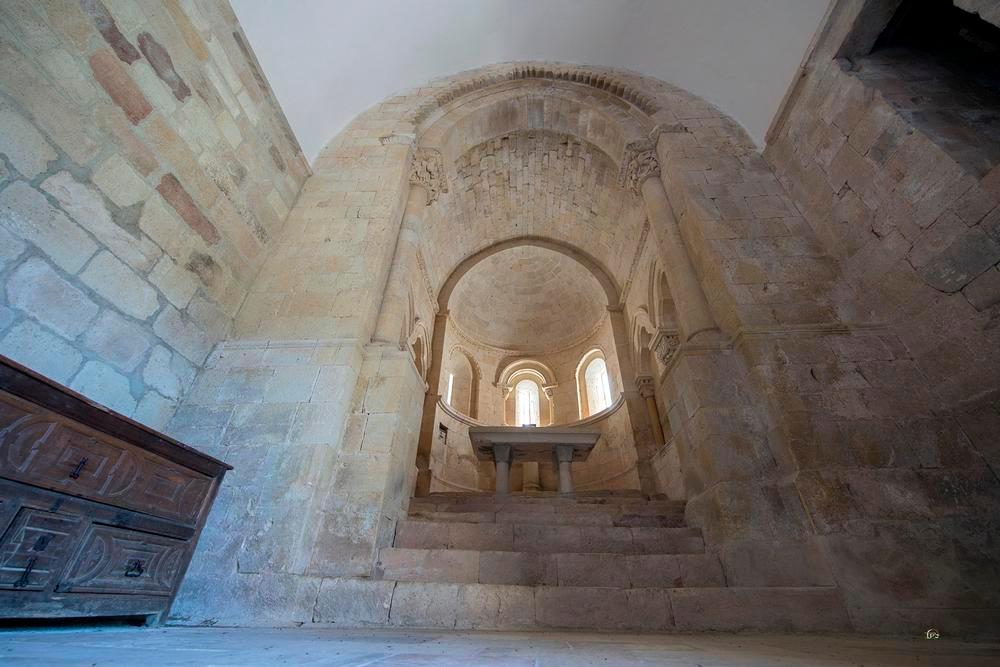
363,491,851,632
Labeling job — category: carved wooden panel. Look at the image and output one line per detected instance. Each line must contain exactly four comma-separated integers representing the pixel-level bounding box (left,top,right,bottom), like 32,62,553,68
0,508,81,591
0,392,211,524
58,525,185,596
0,355,229,623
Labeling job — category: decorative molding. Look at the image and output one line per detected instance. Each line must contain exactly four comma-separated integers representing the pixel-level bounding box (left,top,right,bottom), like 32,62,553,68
379,132,416,145
651,329,680,367
619,219,650,306
410,64,660,127
413,248,439,314
409,147,448,203
619,139,661,196
635,375,656,399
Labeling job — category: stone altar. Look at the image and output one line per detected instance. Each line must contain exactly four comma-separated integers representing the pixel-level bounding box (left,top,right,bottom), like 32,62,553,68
468,426,600,494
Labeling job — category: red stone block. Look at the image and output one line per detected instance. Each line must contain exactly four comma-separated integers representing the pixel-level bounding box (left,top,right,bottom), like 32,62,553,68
81,0,140,64
138,32,191,102
89,49,151,125
156,174,221,245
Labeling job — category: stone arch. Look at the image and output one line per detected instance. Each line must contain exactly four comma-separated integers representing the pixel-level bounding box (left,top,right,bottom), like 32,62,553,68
575,347,614,419
496,358,557,427
408,321,429,381
409,64,662,129
437,236,620,312
444,345,480,419
417,85,650,169
649,262,678,331
630,308,657,377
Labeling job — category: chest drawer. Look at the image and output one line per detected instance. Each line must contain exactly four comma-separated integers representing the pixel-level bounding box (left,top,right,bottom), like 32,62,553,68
57,524,186,596
0,392,211,524
0,507,82,591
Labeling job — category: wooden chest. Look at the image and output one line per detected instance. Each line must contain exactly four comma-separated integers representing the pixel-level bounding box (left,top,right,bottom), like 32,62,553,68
0,356,230,624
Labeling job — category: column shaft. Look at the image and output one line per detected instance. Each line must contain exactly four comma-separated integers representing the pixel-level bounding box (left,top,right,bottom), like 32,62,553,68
414,309,448,497
639,176,718,342
555,445,575,494
494,445,512,495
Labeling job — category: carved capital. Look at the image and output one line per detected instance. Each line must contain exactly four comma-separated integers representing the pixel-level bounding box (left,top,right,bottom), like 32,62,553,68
409,147,448,204
619,139,661,196
652,330,680,367
635,375,656,399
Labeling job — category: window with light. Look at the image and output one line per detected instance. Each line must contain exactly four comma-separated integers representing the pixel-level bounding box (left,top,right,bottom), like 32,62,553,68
515,379,540,426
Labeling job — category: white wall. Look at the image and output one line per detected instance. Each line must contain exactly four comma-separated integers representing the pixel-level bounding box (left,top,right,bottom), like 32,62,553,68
231,0,829,163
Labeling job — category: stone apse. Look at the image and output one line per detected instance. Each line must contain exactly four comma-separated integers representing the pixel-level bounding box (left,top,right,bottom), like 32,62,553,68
168,50,998,635
0,0,996,637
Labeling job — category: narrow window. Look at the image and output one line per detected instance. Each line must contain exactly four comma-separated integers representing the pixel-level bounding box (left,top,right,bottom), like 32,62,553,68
515,379,540,426
446,372,455,405
585,358,612,415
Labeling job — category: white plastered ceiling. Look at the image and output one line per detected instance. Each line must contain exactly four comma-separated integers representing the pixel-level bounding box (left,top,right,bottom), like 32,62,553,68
232,0,830,164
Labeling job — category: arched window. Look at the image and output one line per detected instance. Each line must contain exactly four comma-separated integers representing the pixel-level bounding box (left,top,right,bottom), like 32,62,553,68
584,357,612,415
445,373,455,405
515,379,540,426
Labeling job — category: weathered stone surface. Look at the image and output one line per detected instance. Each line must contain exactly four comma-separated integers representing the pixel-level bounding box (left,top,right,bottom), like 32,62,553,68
377,548,479,584
0,181,98,273
142,344,195,399
670,588,850,633
153,305,213,364
388,582,459,628
0,320,82,383
92,153,152,208
478,550,557,586
133,390,176,430
149,255,198,308
454,583,535,630
0,103,57,178
962,266,1000,311
313,578,394,626
89,48,152,124
41,170,160,272
5,257,99,338
83,310,150,372
80,251,160,320
69,360,137,415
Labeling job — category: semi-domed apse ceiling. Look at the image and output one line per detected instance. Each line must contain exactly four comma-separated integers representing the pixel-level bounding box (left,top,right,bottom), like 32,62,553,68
448,246,606,352
231,0,829,163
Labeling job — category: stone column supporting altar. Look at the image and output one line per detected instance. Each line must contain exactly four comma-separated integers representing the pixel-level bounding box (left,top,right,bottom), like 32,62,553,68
555,445,575,493
494,444,512,495
622,140,719,343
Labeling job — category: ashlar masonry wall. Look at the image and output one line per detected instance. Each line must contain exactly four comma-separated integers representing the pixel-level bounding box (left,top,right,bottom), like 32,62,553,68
0,0,307,429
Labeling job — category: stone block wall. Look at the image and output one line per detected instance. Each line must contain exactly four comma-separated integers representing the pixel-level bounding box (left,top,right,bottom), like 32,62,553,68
758,0,1000,636
0,0,306,429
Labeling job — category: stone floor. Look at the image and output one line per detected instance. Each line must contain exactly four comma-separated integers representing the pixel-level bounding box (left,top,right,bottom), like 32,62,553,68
1,626,998,666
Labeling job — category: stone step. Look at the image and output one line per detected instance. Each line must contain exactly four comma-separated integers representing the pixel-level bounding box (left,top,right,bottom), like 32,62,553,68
411,494,683,510
376,547,726,588
408,509,685,528
314,579,850,633
393,520,705,554
409,498,687,514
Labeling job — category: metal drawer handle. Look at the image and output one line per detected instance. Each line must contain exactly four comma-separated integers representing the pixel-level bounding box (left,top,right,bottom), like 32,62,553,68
69,457,88,479
13,556,36,589
124,559,145,577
